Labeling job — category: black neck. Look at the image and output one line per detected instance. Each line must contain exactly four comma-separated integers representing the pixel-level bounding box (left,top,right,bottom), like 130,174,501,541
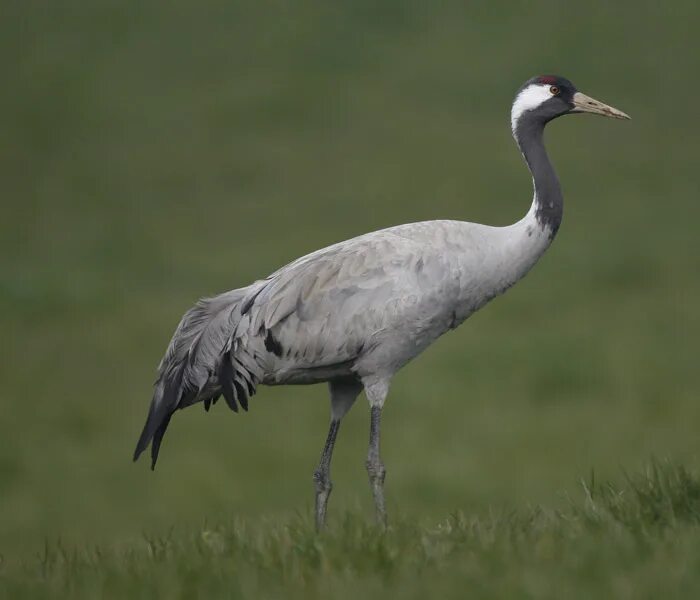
514,116,563,238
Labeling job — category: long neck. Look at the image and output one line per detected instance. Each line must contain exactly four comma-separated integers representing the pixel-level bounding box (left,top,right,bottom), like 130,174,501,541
514,117,563,239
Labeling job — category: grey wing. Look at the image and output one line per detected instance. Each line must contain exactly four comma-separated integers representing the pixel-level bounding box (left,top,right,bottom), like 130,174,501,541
238,233,456,383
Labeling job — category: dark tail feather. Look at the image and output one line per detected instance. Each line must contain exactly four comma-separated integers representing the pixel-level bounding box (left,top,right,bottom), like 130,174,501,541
133,404,158,463
234,380,249,411
203,393,221,412
218,349,239,412
133,363,185,467
150,412,173,470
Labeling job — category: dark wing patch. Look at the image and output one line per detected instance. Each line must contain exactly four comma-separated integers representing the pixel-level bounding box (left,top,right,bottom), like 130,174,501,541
264,329,284,357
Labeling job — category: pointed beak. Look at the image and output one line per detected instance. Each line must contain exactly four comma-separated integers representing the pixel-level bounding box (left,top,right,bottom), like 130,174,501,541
570,91,631,120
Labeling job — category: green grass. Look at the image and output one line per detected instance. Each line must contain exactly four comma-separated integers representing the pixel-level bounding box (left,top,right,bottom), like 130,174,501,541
2,0,699,596
3,461,700,598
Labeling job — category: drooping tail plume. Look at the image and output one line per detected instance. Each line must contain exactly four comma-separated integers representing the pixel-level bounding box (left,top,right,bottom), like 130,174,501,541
133,287,262,468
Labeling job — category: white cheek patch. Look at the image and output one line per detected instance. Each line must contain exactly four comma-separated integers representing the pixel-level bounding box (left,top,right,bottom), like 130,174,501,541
510,84,553,133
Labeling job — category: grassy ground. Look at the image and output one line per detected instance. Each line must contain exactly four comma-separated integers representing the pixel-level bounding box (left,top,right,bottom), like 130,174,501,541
2,0,699,596
3,461,700,598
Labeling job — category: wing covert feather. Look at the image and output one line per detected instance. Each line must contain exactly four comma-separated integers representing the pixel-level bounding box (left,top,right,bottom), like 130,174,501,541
242,233,455,370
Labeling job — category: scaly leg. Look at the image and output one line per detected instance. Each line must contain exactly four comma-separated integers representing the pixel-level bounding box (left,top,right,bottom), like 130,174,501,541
366,405,387,528
313,377,363,531
313,419,340,532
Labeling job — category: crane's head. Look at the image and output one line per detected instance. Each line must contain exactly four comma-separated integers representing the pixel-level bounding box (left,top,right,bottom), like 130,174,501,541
511,75,630,136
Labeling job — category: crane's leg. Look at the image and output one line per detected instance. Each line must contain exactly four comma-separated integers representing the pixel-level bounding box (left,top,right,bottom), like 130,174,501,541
364,380,389,529
313,418,340,532
313,378,362,532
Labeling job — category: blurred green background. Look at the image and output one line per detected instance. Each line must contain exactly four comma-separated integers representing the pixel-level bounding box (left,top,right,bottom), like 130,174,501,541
1,0,698,556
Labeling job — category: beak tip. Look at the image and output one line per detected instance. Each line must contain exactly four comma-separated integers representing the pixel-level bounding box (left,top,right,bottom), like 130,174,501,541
612,108,631,120
603,108,631,121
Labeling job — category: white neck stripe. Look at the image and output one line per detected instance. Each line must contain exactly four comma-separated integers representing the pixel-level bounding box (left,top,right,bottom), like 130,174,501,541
510,84,552,135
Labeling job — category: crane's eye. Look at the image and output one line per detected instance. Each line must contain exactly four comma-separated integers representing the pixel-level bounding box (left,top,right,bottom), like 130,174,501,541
549,85,560,96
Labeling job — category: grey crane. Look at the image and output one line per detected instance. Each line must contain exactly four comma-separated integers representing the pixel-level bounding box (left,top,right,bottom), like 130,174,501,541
134,75,629,530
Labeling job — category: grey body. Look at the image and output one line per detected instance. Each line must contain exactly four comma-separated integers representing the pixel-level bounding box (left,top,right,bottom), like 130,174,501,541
134,75,629,529
230,217,550,388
